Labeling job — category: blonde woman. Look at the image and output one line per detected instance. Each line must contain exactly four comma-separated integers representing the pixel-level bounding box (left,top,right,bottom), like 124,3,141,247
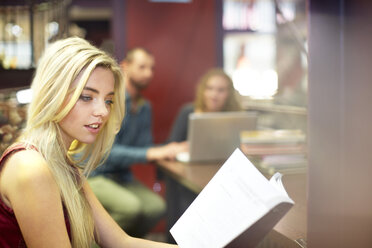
0,37,177,248
168,68,242,142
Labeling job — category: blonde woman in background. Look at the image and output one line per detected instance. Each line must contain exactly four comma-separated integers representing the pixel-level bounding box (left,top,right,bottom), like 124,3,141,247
168,68,242,142
0,37,177,248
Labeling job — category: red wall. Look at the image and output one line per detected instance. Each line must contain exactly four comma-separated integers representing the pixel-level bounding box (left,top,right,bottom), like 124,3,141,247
121,0,220,143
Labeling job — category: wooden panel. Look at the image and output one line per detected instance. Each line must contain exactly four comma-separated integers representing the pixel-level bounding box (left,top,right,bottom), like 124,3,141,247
0,69,34,89
308,0,372,246
123,0,220,142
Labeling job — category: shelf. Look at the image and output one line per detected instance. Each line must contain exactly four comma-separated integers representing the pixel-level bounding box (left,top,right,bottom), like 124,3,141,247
0,68,34,90
244,101,307,116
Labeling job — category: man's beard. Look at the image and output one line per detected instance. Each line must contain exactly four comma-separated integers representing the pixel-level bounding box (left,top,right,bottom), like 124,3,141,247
130,78,150,91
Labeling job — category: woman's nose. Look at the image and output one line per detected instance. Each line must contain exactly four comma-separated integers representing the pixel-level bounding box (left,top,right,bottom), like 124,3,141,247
93,100,109,117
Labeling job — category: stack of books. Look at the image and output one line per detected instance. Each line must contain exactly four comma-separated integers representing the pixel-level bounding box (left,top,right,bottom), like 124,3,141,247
240,129,307,175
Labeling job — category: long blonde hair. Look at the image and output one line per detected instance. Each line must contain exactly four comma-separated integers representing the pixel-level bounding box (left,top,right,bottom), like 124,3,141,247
19,37,125,247
194,68,242,112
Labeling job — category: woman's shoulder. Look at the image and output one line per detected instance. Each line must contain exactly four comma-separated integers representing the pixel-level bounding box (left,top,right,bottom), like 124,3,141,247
7,148,46,166
1,142,44,166
180,102,194,113
0,147,55,209
1,148,52,188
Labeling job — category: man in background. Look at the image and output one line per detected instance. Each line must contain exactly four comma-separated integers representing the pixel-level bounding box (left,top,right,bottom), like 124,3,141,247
89,47,186,237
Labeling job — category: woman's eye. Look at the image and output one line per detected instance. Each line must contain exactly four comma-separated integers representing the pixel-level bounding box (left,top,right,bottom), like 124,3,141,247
79,95,92,102
105,99,114,106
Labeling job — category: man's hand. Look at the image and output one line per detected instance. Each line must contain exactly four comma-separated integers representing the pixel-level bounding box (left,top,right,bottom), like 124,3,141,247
146,141,189,161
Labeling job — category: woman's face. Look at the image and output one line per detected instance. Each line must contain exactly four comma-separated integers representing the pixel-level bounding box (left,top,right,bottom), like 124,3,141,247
59,67,115,148
203,75,230,112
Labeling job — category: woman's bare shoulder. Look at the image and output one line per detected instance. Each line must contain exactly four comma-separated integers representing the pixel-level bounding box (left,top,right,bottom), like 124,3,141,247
1,149,56,201
4,149,49,176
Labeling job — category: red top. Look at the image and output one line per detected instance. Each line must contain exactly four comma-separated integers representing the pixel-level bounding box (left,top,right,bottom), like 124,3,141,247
0,143,71,247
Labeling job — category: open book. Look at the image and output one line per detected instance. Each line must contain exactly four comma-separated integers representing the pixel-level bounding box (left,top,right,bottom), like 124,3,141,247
170,148,294,248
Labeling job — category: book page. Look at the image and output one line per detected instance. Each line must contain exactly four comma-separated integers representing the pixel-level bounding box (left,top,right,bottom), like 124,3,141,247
170,148,293,248
269,172,292,198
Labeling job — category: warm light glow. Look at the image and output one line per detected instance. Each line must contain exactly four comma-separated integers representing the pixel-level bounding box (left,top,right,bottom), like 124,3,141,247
46,21,59,39
5,23,23,37
232,68,278,99
16,88,32,104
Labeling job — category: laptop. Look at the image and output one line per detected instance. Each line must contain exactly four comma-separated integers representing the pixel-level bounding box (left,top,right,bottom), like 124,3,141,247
177,111,257,163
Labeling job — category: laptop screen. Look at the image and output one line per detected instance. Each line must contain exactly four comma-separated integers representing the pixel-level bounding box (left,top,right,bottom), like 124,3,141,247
187,111,257,162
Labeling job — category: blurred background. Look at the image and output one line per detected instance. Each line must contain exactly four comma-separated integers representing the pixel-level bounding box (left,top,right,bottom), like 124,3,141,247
0,0,308,243
2,1,372,247
0,0,307,145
